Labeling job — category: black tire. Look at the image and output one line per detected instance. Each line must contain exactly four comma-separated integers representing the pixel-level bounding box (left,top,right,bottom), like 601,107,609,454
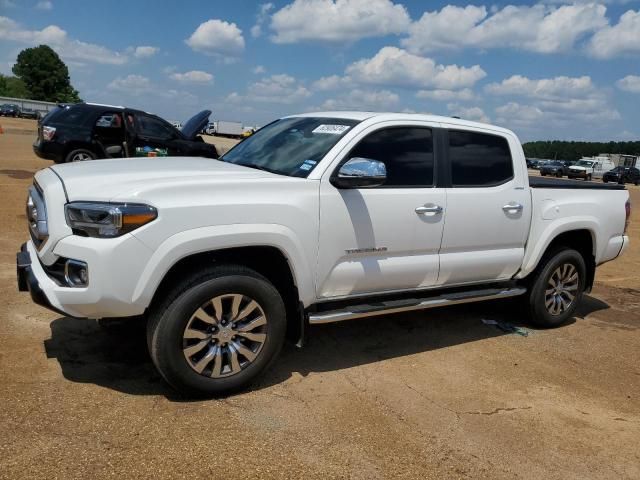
65,148,96,163
587,174,592,181
541,172,546,176
524,248,586,328
603,178,608,183
147,264,286,397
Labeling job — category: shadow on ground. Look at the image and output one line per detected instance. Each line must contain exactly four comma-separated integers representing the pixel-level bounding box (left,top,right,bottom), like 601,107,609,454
44,295,609,399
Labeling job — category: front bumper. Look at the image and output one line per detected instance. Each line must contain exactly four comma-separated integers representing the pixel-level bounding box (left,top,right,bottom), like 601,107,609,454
568,170,588,178
17,243,66,316
17,235,153,319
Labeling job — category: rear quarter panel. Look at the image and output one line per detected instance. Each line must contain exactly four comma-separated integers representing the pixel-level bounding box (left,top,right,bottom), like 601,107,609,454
518,187,629,278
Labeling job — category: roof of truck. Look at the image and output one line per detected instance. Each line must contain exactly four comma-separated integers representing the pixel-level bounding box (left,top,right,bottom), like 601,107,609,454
289,111,514,136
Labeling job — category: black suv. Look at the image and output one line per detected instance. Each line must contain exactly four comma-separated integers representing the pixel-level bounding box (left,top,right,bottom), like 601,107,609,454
602,166,640,185
34,103,218,163
0,104,21,117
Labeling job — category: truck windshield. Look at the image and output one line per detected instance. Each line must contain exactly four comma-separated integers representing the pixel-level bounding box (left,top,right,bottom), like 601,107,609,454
221,117,360,177
576,161,594,167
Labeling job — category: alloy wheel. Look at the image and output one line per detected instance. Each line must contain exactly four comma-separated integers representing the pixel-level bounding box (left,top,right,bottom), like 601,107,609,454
545,263,579,316
71,152,91,162
182,294,268,378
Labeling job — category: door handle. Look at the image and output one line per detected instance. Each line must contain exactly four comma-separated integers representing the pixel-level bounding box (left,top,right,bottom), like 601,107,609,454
415,204,443,215
502,203,524,213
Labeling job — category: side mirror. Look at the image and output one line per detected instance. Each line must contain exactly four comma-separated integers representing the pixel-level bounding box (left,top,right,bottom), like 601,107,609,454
331,157,387,189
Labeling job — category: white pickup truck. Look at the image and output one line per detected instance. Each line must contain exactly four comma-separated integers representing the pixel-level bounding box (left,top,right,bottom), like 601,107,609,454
18,112,631,395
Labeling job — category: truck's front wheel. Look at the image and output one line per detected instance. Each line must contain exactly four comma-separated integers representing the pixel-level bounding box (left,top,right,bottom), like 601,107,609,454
147,265,286,396
525,248,586,328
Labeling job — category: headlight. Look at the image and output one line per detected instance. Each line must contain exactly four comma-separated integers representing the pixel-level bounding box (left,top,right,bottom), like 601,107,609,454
65,202,157,238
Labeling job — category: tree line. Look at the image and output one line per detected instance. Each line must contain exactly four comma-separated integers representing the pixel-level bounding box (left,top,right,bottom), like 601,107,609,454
523,141,640,161
0,45,81,103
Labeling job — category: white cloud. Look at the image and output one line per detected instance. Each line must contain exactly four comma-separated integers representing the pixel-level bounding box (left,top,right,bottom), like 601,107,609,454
186,19,245,58
495,102,545,125
588,10,640,58
35,1,52,10
416,88,474,101
492,74,620,132
321,88,399,110
346,47,486,90
169,70,214,84
228,74,310,104
0,16,128,64
616,75,640,93
485,75,595,99
252,65,266,74
311,74,353,91
270,0,410,43
133,46,158,58
252,3,274,38
447,103,490,123
402,3,607,54
107,74,152,94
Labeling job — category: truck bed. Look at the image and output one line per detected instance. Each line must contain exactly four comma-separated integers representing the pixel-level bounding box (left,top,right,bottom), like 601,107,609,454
529,176,626,190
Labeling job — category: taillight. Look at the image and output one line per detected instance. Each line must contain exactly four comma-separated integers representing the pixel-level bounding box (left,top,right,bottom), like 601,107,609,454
625,200,631,234
42,125,56,141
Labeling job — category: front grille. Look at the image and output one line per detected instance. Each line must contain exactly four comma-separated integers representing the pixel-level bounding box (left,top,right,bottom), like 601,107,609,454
26,183,48,249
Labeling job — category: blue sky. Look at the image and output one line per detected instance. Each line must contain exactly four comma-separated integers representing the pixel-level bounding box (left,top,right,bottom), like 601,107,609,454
1,0,639,141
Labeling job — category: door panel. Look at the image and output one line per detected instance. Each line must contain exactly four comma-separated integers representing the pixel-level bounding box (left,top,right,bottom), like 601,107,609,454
317,187,446,297
317,123,445,299
438,128,531,286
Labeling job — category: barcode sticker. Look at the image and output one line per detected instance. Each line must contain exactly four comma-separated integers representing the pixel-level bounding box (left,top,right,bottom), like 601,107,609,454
312,124,350,135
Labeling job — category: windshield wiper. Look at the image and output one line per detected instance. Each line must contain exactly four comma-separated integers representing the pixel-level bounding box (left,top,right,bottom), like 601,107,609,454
237,162,283,175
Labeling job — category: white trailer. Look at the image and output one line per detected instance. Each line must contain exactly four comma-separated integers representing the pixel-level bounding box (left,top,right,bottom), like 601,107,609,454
215,120,243,138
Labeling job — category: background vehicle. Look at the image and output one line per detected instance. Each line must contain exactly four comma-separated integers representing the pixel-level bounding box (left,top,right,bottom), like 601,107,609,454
603,166,640,185
568,157,616,180
212,120,243,138
526,158,540,169
0,103,21,117
33,103,218,163
17,112,630,396
19,108,40,120
539,160,569,177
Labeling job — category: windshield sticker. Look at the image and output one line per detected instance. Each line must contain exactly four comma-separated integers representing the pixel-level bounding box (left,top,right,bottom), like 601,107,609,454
312,124,350,135
299,163,313,171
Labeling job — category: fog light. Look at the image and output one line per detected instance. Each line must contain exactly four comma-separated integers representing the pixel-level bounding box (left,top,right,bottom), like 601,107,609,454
64,259,88,287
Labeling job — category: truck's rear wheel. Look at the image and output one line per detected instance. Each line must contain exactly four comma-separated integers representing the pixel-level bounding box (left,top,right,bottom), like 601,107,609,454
147,265,286,396
525,248,586,328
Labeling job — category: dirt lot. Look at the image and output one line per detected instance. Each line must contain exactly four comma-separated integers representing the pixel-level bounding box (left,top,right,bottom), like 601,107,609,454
0,117,639,479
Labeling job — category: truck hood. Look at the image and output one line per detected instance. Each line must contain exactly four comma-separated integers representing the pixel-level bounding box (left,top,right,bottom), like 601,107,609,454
50,157,275,201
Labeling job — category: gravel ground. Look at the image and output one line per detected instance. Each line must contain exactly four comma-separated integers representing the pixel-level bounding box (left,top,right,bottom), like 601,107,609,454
0,117,639,479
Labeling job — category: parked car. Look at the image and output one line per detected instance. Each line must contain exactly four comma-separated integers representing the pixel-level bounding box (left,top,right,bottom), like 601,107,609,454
540,160,569,177
33,103,218,163
526,158,540,169
568,157,616,180
0,103,21,117
603,166,640,185
19,108,40,120
17,112,630,396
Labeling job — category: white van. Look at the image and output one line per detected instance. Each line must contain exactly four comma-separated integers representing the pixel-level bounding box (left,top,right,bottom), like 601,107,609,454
568,156,616,180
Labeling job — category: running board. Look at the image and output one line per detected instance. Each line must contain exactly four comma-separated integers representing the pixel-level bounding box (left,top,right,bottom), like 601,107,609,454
307,287,527,324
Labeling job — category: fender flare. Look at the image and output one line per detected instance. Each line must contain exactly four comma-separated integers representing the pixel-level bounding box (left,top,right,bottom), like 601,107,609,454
130,224,315,310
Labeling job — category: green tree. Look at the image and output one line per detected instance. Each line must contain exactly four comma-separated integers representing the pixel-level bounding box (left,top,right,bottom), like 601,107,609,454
0,74,30,98
12,45,81,102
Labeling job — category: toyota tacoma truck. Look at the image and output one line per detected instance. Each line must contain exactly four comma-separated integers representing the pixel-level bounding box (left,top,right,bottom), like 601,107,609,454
17,112,631,396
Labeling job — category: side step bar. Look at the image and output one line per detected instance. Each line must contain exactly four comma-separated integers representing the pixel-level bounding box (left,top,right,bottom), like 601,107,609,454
308,287,527,324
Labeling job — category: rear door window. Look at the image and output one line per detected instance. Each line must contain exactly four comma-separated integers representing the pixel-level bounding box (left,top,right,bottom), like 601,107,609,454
449,130,513,187
42,106,94,126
